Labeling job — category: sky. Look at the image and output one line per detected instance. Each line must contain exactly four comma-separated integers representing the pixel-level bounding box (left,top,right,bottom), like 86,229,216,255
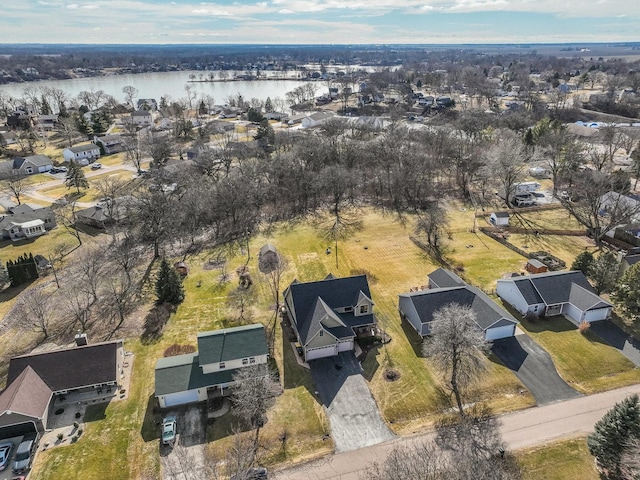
1,0,639,45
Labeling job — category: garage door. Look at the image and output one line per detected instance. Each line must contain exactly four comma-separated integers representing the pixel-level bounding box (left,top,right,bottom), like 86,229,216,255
584,308,611,323
163,390,199,407
306,345,337,361
0,421,37,439
337,339,353,352
486,324,516,341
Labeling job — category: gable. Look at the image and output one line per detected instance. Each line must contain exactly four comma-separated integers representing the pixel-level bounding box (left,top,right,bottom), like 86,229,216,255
0,366,51,420
428,268,465,288
155,353,237,396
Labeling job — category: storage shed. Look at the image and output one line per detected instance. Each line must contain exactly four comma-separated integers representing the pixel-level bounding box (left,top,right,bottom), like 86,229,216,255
525,259,548,274
490,211,510,226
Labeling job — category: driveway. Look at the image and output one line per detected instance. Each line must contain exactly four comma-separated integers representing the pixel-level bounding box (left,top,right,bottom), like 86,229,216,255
589,320,640,367
491,333,581,405
309,352,395,453
160,405,208,480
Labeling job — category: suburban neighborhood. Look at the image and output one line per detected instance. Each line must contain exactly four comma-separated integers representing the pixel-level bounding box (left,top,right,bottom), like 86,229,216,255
0,41,639,480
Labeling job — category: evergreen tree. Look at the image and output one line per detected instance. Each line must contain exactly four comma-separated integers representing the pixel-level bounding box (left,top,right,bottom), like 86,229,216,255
615,263,640,323
588,394,640,477
571,250,594,275
75,113,92,138
254,119,275,145
0,259,8,287
155,258,185,305
91,111,111,136
40,94,52,115
65,162,89,194
590,251,619,295
264,97,274,113
247,107,264,123
198,100,207,116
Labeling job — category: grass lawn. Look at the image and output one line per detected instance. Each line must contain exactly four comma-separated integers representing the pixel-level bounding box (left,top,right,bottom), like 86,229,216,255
37,169,136,202
517,437,599,480
517,315,640,393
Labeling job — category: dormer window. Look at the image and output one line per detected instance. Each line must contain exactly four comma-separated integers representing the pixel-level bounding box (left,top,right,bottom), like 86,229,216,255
360,305,369,314
344,306,353,313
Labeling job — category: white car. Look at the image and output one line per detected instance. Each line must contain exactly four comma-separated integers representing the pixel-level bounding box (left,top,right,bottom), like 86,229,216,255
162,416,176,445
91,163,103,170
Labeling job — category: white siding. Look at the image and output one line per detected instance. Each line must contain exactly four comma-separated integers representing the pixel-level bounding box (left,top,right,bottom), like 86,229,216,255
160,389,202,408
337,339,353,352
496,281,529,315
563,303,583,324
584,307,612,323
398,296,423,335
201,353,268,374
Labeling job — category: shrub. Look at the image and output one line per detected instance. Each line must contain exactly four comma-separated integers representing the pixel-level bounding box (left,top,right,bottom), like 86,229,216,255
163,344,197,357
78,428,83,436
579,322,591,335
57,433,63,441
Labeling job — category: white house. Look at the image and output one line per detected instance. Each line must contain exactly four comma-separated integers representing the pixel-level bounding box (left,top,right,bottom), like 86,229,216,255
63,144,101,166
301,111,335,129
399,268,518,340
283,274,376,361
0,204,56,241
496,270,612,324
154,324,268,408
130,110,153,126
490,211,510,226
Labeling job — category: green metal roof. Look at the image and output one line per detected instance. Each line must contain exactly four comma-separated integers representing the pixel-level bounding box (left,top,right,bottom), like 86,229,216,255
197,324,268,366
154,353,238,396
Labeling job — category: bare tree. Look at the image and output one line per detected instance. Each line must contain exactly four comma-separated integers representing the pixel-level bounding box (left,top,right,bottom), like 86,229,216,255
20,288,55,340
484,131,528,207
364,440,446,480
224,430,261,480
415,202,448,258
76,247,105,304
3,173,28,205
231,363,281,457
63,287,93,332
422,303,488,417
122,135,144,173
54,202,83,247
122,85,138,108
55,116,82,148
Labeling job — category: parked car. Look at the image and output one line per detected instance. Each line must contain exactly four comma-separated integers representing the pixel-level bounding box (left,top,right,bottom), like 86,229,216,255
0,440,13,471
91,163,103,170
231,467,268,480
162,416,177,445
57,166,68,173
12,433,38,474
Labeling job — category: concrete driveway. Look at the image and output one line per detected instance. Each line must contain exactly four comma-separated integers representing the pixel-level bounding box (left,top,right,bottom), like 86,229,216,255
589,320,640,367
491,333,581,405
160,405,208,480
309,352,395,453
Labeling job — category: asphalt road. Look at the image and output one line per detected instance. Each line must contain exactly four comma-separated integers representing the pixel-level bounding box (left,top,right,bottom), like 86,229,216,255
491,334,582,405
309,352,395,453
273,383,640,480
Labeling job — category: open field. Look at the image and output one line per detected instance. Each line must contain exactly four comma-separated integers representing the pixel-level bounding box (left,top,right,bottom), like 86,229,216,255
517,437,599,480
36,169,136,202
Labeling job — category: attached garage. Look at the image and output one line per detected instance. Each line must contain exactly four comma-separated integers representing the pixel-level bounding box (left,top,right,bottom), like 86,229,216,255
337,339,354,352
583,307,612,323
485,320,517,341
306,345,337,361
0,417,38,439
161,390,200,408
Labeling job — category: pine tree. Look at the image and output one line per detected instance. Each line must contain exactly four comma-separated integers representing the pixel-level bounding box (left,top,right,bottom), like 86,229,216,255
0,259,9,287
264,97,273,113
571,250,594,275
590,251,619,295
198,100,207,116
155,258,185,305
40,94,52,115
65,162,89,194
588,394,640,477
615,263,640,322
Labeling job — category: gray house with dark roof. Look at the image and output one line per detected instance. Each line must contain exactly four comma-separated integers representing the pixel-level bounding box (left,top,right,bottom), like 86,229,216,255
496,271,612,324
0,340,122,438
283,274,376,361
155,324,268,408
0,204,56,241
400,269,518,340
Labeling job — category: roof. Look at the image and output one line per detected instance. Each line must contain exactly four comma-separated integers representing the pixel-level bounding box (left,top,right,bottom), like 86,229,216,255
527,259,546,268
284,275,374,345
259,243,278,256
67,144,100,154
14,219,44,228
623,254,640,267
428,268,465,288
492,211,510,218
7,341,120,392
0,366,52,419
96,135,123,144
197,324,268,365
15,155,52,168
0,205,53,231
76,205,111,223
155,353,238,396
506,270,611,309
399,285,518,332
132,110,152,117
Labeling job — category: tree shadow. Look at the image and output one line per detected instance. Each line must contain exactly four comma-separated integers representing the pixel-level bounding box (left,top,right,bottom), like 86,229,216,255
83,403,108,423
280,320,316,399
207,410,252,442
140,394,161,442
140,304,172,345
519,315,577,334
360,343,381,381
0,281,34,303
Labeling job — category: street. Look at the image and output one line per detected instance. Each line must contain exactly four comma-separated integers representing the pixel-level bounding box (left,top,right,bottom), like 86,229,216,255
273,383,640,480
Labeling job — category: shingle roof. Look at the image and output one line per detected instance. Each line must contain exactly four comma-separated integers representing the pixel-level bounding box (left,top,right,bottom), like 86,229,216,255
0,366,52,419
67,144,100,153
511,271,596,306
7,341,120,392
568,283,612,310
76,205,111,223
624,254,640,267
0,205,54,231
132,110,151,117
284,275,374,345
493,211,510,218
197,324,267,366
154,353,238,396
14,155,52,168
399,285,517,332
428,268,465,288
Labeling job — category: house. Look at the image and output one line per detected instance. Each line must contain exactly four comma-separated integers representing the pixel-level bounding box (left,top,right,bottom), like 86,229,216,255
399,269,518,340
137,98,158,111
155,324,268,408
75,204,114,229
93,135,124,155
35,114,58,131
301,111,335,129
264,111,286,121
496,270,612,324
258,243,280,274
490,211,510,227
599,191,640,224
130,109,153,126
12,155,53,175
283,274,376,361
618,249,640,277
0,204,56,241
0,340,123,437
63,144,101,165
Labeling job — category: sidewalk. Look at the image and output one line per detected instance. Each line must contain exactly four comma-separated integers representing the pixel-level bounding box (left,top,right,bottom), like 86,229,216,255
273,383,640,480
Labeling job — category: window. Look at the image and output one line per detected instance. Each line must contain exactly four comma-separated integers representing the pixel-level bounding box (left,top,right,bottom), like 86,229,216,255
242,358,248,365
360,305,369,314
250,357,256,364
219,362,225,369
344,306,353,313
319,330,323,336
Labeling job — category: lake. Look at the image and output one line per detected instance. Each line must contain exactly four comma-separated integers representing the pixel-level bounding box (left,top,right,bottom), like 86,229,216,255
0,70,308,106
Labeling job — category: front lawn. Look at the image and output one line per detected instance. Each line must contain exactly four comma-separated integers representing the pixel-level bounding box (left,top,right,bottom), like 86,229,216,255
518,315,640,393
517,437,599,480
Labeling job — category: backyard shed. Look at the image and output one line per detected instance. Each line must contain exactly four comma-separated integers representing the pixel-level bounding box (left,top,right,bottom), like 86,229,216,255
525,259,548,274
490,212,510,227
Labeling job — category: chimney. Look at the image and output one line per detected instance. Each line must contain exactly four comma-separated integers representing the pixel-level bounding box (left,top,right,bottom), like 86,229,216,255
75,333,88,346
